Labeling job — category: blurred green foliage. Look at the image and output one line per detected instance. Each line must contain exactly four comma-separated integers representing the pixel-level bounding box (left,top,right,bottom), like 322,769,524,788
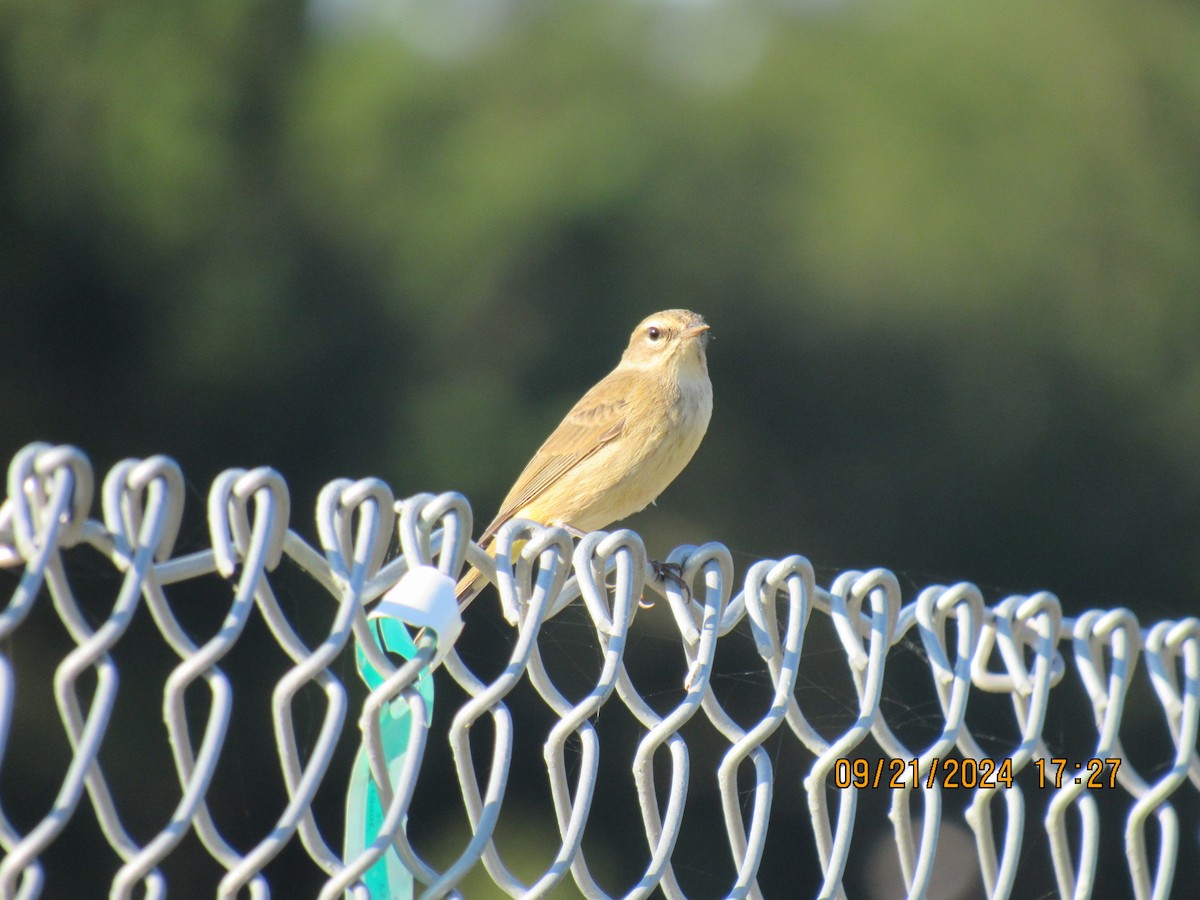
5,0,1199,605
2,0,1200,893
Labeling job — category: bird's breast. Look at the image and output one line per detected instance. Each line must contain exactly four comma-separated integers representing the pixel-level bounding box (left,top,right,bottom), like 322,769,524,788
566,371,711,530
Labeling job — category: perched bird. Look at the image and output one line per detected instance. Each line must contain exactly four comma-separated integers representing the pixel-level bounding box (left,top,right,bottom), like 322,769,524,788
457,309,713,610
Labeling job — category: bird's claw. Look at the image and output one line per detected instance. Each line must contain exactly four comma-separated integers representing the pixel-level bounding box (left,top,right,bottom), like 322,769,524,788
648,560,690,606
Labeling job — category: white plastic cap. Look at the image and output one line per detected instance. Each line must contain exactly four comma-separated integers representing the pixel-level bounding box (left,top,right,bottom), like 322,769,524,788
369,565,463,671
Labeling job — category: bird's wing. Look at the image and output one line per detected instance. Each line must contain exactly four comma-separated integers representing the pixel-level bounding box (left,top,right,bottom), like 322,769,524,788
479,371,633,542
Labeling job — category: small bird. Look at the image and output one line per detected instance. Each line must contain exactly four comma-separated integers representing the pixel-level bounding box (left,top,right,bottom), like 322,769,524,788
457,309,713,610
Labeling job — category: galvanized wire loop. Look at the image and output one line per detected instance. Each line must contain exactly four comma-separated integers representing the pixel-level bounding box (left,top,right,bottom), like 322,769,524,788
208,467,290,579
574,528,646,635
714,555,813,899
1042,609,1140,900
882,584,985,899
7,443,94,560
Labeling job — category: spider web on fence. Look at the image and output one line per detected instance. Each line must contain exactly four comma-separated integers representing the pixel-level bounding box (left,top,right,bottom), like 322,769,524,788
0,442,1197,899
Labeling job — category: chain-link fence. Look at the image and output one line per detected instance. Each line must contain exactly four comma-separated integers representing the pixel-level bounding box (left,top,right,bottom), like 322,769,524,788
1,443,1197,899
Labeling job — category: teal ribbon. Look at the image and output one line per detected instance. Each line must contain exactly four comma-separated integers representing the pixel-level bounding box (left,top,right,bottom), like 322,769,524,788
344,617,435,899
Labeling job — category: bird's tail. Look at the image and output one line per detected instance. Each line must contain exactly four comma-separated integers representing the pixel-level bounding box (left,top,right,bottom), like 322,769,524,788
454,565,488,611
455,534,499,612
455,535,535,612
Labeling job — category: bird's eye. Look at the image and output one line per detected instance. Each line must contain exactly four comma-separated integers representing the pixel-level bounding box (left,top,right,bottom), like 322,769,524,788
646,326,662,341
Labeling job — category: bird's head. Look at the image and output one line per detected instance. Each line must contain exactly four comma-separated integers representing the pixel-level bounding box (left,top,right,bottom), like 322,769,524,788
621,309,710,373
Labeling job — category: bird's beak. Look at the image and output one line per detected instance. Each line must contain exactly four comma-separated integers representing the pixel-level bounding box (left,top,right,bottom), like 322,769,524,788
682,323,711,341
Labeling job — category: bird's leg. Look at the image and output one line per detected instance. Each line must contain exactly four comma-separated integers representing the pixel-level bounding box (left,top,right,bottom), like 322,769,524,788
558,525,689,607
647,560,690,606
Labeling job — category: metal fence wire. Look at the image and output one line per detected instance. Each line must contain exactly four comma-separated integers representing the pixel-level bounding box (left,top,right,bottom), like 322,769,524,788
1,443,1198,900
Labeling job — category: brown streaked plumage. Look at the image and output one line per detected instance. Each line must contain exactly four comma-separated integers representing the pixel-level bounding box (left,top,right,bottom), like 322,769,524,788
457,309,713,609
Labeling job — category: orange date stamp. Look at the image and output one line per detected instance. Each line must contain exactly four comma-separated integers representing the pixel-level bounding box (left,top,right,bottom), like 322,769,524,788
834,756,1014,789
833,756,1122,790
1032,757,1121,790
